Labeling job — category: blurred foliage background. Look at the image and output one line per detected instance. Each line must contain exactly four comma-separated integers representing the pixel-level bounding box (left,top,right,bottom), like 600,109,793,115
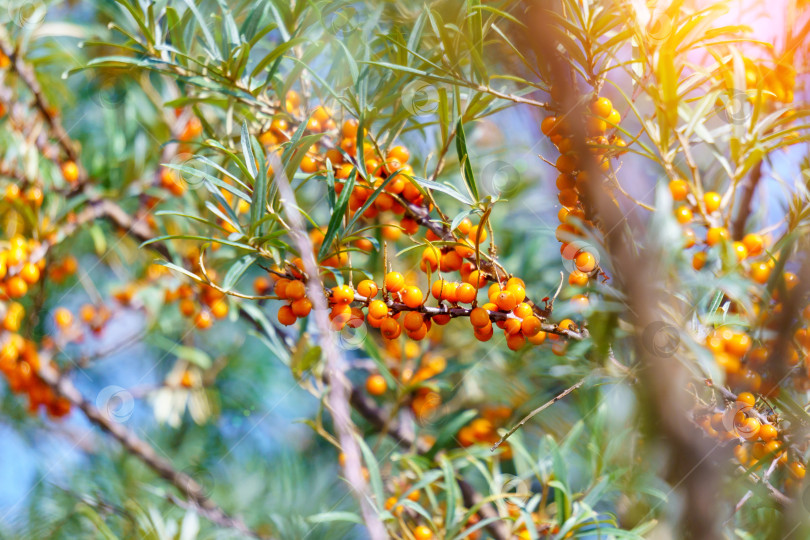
0,0,808,539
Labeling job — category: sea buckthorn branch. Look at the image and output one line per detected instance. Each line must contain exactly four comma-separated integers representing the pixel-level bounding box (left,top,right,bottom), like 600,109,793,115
32,357,268,539
0,34,80,166
271,155,388,540
524,12,729,537
729,157,765,237
490,377,586,451
348,386,511,540
235,278,511,540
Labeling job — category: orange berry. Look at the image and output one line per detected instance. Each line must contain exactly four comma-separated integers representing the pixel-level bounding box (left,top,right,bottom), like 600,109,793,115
440,250,463,272
278,305,297,326
403,311,424,332
521,316,542,336
706,227,729,246
742,233,764,256
466,270,487,288
556,154,578,174
692,252,706,270
505,283,526,303
703,191,721,213
286,280,307,300
540,116,558,136
291,298,312,317
194,310,213,329
380,317,401,339
737,417,760,440
61,161,79,183
513,302,533,319
20,262,40,284
401,286,424,308
6,276,28,298
385,272,405,292
504,318,522,335
211,299,229,319
789,461,806,479
575,251,596,273
331,284,354,304
674,206,693,224
669,179,689,201
726,333,752,357
758,423,777,442
569,270,589,287
440,281,458,303
784,272,799,290
469,307,490,328
54,307,73,329
179,299,196,317
368,300,388,319
25,186,43,206
456,218,473,236
528,330,547,345
558,319,576,332
366,374,387,396
414,525,433,540
506,333,525,351
421,246,440,272
590,97,613,119
387,145,410,164
357,279,378,299
736,392,756,410
254,276,271,295
750,262,771,284
5,183,20,201
456,283,477,303
495,291,517,312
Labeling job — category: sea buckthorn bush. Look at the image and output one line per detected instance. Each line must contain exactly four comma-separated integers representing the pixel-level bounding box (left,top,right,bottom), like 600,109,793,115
0,0,809,538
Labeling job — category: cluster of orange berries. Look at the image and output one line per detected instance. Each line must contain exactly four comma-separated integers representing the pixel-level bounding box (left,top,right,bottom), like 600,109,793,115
669,179,769,269
0,235,45,300
47,255,78,284
4,181,44,208
458,406,513,457
1,296,70,417
468,279,547,351
705,327,765,392
697,392,805,490
542,96,625,287
383,483,482,540
51,303,112,337
0,332,70,417
165,277,229,330
159,167,186,196
716,56,796,104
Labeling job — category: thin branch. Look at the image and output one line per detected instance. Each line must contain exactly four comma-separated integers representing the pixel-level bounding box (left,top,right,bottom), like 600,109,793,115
35,362,267,539
491,378,585,451
730,160,764,240
0,34,80,165
270,155,387,540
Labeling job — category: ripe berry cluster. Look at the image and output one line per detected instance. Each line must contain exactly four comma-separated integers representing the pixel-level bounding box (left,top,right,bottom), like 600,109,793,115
1,309,70,417
0,235,46,299
164,269,230,330
542,96,626,288
697,392,805,491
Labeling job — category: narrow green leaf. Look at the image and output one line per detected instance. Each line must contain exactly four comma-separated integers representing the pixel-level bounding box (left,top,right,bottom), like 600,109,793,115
455,119,479,203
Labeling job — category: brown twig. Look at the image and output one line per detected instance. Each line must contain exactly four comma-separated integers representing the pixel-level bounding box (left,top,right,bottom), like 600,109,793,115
270,155,387,540
0,34,80,166
35,362,267,539
491,378,586,451
730,160,764,240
